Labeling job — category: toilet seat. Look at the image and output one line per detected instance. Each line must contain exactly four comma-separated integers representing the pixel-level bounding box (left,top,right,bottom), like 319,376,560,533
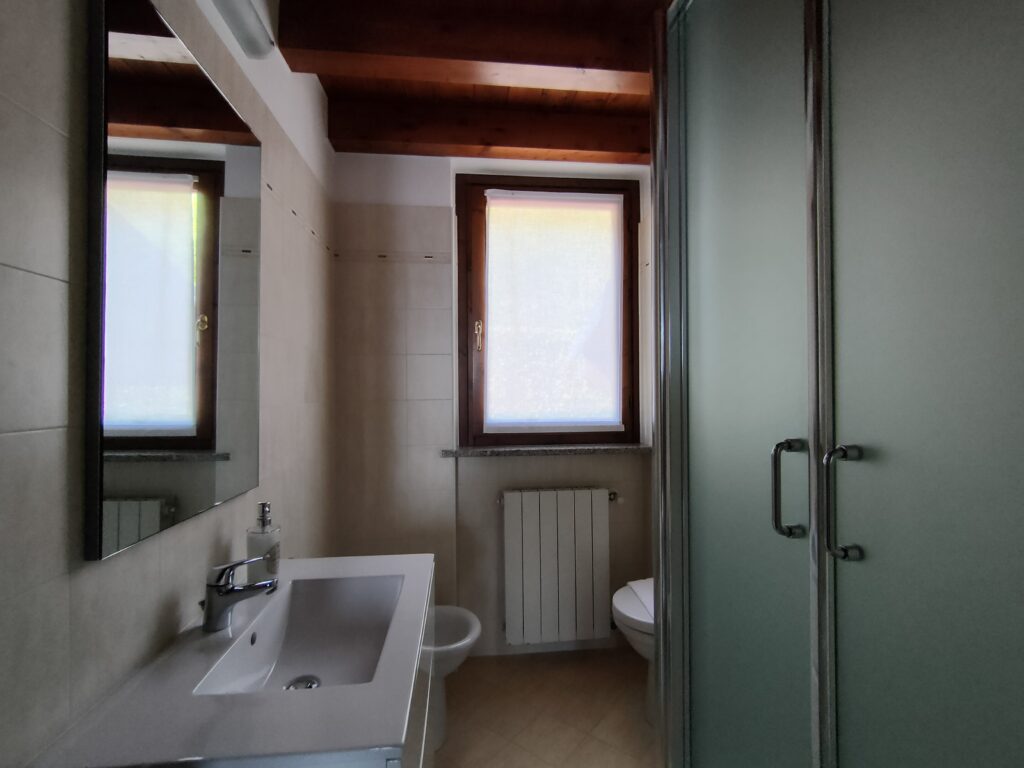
612,578,654,635
612,578,656,722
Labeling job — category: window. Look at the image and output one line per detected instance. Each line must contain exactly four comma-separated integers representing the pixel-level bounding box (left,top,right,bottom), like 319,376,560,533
103,156,222,450
456,175,640,447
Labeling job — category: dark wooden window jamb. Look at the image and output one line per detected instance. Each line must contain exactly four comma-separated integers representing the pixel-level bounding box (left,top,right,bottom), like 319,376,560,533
455,174,640,448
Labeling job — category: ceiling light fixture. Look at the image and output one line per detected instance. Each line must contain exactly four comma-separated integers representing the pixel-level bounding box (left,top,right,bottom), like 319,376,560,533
212,0,275,59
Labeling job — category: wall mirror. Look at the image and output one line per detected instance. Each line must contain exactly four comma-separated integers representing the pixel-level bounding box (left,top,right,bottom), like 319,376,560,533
85,0,261,559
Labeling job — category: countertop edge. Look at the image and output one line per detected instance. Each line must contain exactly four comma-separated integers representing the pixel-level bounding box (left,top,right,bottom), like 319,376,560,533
31,555,434,768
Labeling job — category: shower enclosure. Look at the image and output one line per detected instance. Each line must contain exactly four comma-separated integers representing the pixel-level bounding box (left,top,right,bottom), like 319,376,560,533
658,0,1024,766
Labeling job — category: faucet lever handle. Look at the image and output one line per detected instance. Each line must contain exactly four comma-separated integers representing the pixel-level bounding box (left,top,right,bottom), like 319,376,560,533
206,554,268,587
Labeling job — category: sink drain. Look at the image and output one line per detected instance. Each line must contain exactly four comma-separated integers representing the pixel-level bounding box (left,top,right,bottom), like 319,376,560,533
284,675,321,691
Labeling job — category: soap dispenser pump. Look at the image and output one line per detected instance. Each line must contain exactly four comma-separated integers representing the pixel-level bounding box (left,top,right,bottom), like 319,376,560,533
247,501,280,581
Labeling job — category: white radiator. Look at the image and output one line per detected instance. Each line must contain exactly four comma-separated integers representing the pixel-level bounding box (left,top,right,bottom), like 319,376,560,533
503,488,611,645
102,497,174,553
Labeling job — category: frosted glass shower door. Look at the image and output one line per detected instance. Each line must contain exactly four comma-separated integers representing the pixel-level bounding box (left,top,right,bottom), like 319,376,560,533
684,0,812,764
829,0,1024,765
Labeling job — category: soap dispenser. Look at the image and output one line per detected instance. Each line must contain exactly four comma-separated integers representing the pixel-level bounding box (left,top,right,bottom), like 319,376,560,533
247,502,280,581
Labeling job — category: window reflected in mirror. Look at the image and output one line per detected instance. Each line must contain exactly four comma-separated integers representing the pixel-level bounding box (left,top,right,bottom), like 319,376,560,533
85,1,262,559
104,157,222,449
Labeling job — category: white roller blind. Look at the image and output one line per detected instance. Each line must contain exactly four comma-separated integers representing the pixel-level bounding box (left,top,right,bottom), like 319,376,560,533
103,171,198,436
483,189,624,433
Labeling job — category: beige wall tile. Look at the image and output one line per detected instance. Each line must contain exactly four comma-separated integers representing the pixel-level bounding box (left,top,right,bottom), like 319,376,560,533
0,266,69,432
406,308,453,355
407,399,455,447
68,537,170,716
405,262,452,309
0,97,76,281
392,447,456,533
341,354,407,401
455,519,504,651
0,429,74,604
335,204,452,256
338,303,406,356
335,260,406,310
0,576,70,767
361,396,408,452
0,0,83,135
407,354,453,400
157,505,242,635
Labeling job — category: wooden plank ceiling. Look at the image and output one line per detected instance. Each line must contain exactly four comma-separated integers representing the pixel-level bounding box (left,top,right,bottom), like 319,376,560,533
106,0,257,145
107,59,257,146
278,0,659,163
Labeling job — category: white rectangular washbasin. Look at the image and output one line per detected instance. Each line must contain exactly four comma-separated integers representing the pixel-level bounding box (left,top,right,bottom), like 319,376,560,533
34,555,434,768
195,574,404,695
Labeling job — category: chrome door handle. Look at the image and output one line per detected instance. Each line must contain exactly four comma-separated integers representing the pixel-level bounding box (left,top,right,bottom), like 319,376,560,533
770,439,807,538
823,445,865,560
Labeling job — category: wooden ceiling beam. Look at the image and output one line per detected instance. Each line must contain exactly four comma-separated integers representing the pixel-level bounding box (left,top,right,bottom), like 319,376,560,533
285,50,651,96
107,61,256,146
107,123,259,146
278,3,651,75
105,0,173,37
328,99,650,164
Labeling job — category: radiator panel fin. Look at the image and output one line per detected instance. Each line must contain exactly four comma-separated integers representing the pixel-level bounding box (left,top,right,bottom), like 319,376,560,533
503,488,611,646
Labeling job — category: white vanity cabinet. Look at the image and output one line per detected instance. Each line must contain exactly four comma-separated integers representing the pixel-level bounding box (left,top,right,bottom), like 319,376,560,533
35,556,435,768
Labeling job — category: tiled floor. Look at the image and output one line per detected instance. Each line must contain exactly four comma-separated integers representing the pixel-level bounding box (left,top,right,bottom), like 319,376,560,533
436,647,657,768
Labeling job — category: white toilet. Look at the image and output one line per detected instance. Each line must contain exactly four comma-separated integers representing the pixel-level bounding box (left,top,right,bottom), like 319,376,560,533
424,605,481,749
612,578,656,721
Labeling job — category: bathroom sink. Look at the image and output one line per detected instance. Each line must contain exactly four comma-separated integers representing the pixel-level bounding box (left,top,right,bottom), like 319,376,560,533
35,555,434,768
195,574,404,695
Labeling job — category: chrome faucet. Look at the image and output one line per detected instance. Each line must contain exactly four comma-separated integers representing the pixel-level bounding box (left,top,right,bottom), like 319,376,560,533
202,554,278,632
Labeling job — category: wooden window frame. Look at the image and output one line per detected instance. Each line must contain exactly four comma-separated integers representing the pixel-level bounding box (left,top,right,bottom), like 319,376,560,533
103,154,223,451
455,174,641,448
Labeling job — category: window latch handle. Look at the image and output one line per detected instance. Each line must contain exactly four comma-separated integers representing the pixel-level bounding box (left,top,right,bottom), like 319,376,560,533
196,314,209,332
474,320,483,352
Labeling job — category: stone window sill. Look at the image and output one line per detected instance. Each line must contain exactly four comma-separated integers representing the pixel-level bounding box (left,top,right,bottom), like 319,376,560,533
440,444,652,458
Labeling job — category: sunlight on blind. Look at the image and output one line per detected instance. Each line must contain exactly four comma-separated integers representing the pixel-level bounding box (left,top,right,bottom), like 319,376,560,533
103,171,198,436
484,189,624,433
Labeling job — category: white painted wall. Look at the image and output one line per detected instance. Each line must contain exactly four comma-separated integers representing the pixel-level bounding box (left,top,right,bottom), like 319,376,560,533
333,153,652,210
333,153,454,207
195,0,333,186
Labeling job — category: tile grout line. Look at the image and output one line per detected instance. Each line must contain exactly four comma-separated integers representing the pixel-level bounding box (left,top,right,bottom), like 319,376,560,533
0,90,72,140
0,424,70,438
0,261,71,287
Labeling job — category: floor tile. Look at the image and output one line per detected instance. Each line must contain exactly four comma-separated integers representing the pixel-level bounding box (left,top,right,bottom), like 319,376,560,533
436,723,509,768
563,736,641,768
513,714,588,765
440,648,649,767
592,693,656,757
481,741,552,768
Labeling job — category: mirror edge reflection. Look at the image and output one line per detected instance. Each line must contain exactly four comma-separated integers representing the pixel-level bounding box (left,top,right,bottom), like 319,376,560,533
84,0,263,561
84,0,107,561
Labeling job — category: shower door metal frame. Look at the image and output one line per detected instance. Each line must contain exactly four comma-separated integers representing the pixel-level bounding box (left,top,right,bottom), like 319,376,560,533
654,2,690,767
805,0,838,765
655,0,837,765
